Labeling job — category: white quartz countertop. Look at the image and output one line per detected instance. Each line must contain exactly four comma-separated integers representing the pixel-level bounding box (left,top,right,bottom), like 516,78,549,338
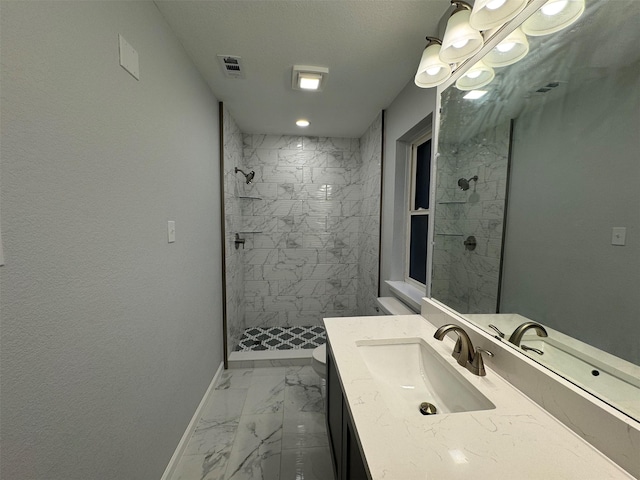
324,315,634,480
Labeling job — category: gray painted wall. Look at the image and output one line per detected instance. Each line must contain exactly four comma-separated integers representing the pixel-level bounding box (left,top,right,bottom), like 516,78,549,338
0,2,223,479
501,64,640,364
380,80,437,295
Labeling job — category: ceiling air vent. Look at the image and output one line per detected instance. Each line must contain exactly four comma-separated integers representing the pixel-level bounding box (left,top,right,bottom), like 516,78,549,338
534,81,564,94
217,55,245,79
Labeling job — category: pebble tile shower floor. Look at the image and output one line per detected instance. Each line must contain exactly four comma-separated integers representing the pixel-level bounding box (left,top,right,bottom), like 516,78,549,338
170,366,334,480
235,326,326,352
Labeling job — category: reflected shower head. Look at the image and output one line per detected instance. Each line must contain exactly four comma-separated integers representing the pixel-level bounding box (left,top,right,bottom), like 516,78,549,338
235,167,256,184
457,175,478,191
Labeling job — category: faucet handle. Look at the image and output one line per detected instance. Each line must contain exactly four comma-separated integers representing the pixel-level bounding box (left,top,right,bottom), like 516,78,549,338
452,337,463,362
470,347,493,377
488,324,505,339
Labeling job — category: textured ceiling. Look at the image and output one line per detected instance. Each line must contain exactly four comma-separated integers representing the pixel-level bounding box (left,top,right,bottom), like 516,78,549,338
154,1,449,138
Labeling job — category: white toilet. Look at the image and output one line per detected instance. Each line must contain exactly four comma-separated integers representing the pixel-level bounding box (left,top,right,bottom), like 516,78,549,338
311,298,416,379
312,343,327,378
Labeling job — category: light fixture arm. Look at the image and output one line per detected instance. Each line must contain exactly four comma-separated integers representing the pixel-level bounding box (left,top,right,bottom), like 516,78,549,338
425,36,442,47
451,1,473,14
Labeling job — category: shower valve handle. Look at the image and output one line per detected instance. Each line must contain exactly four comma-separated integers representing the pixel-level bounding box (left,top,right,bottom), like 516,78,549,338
234,233,246,250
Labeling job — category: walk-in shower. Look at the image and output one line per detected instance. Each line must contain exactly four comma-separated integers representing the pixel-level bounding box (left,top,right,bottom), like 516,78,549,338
220,105,383,365
432,117,511,315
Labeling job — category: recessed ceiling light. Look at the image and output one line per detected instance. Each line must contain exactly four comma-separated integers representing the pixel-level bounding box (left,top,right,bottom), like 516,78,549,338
292,65,329,91
463,90,488,99
296,119,310,127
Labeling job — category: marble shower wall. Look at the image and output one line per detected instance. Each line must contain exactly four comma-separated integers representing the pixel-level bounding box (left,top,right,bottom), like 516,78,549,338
222,108,246,352
356,113,382,316
240,134,362,329
432,121,510,313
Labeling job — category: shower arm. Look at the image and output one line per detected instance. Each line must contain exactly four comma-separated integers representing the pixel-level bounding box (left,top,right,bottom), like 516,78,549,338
457,175,479,191
234,167,255,184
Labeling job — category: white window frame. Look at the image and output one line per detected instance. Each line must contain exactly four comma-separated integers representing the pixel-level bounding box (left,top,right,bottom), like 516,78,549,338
405,132,433,289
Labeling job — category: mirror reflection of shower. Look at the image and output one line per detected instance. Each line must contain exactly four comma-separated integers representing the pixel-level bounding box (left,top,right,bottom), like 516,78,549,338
235,167,255,184
457,175,478,191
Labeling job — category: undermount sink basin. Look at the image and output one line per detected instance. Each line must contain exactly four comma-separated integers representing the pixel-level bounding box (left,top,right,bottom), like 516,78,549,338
356,338,495,418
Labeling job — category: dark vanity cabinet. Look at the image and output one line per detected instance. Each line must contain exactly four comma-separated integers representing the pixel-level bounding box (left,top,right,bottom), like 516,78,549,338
326,342,370,480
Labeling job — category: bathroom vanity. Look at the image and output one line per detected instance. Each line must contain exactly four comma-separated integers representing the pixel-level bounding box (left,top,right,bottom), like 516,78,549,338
324,314,635,479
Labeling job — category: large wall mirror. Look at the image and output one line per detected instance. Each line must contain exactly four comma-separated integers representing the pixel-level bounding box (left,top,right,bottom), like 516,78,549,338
433,0,639,421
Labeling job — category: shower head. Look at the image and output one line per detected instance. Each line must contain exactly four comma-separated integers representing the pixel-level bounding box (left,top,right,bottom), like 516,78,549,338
457,175,478,191
235,167,256,185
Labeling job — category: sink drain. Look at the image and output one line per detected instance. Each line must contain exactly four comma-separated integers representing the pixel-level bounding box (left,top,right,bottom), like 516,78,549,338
419,402,437,415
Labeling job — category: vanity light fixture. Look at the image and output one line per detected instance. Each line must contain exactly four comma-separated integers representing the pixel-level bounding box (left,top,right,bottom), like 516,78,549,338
521,0,585,36
292,65,329,91
414,37,453,88
296,119,310,127
439,1,485,64
483,27,529,67
455,60,495,90
469,0,528,31
463,90,488,99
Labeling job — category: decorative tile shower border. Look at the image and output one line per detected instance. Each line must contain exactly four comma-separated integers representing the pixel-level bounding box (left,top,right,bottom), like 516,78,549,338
235,325,326,352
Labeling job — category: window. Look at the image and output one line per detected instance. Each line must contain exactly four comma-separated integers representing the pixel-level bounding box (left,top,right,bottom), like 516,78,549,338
406,134,432,287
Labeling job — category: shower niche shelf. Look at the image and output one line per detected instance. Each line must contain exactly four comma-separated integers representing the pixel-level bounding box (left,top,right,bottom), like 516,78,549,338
237,231,263,234
238,196,262,200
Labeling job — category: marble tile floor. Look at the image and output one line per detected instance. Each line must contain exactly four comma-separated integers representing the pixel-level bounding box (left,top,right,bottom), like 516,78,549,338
170,365,335,480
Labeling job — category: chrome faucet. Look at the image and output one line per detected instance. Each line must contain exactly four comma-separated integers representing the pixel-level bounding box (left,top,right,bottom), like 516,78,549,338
433,324,493,376
508,322,548,346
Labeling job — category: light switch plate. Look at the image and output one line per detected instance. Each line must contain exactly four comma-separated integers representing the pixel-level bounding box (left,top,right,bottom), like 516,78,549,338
168,221,176,243
119,34,139,80
611,227,626,246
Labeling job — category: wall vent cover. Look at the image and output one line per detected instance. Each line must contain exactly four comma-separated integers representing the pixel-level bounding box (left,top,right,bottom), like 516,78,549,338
217,55,245,79
533,81,565,94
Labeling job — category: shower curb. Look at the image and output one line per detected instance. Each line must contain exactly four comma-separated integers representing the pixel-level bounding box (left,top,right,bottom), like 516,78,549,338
228,349,313,368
